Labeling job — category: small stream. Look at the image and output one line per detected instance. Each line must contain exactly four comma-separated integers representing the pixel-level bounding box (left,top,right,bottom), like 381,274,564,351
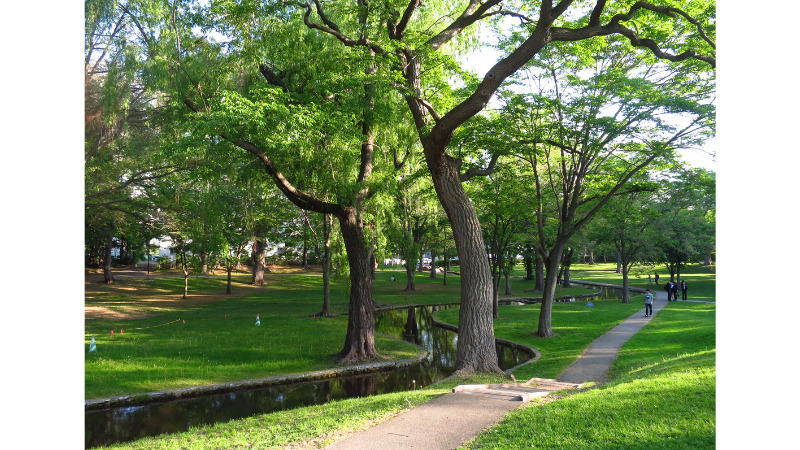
84,305,534,448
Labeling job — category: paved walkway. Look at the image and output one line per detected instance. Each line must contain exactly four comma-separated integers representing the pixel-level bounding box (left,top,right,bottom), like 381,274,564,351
326,289,670,449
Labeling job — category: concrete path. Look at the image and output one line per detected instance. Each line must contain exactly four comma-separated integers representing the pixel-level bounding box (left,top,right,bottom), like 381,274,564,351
325,289,669,449
558,289,668,384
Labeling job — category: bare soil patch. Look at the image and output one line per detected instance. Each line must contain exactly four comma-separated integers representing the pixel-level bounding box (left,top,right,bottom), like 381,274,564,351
84,265,274,321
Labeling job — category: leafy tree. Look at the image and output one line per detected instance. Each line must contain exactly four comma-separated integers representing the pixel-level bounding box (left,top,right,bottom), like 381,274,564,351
471,164,525,317
652,167,716,281
291,0,715,371
587,179,661,302
123,0,414,363
501,35,713,337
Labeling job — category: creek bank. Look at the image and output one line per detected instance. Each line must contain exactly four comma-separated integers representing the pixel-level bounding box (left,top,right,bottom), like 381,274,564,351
502,290,605,304
85,351,428,410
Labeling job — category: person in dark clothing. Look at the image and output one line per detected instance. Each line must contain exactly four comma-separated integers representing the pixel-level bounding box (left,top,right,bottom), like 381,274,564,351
664,281,679,301
681,280,688,300
655,273,660,284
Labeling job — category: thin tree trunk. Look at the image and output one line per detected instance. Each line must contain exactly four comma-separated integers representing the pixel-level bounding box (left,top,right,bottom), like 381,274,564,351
320,214,332,317
534,252,544,292
523,243,534,281
562,248,573,288
103,229,115,285
621,263,631,303
538,241,567,337
226,264,232,294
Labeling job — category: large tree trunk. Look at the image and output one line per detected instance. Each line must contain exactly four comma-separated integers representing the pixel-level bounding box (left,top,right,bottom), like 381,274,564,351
426,152,500,374
403,262,416,291
335,208,380,363
252,239,266,286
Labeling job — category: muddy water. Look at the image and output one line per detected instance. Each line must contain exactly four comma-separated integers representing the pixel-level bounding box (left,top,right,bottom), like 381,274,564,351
85,305,533,448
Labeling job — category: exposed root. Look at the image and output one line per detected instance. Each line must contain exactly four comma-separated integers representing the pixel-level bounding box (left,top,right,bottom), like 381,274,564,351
335,347,381,365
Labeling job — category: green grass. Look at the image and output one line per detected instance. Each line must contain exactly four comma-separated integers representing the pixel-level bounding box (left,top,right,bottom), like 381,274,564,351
85,268,592,399
86,270,455,399
95,373,508,450
436,299,644,380
461,301,716,449
567,262,717,301
87,264,715,449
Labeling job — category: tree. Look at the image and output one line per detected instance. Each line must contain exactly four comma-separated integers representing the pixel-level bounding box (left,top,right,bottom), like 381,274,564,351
587,179,661,302
85,0,182,283
118,0,715,373
652,167,716,281
501,35,713,337
472,164,524,317
125,1,415,363
292,0,715,371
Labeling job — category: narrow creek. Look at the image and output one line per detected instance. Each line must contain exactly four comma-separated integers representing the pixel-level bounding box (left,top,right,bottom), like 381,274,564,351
85,304,534,448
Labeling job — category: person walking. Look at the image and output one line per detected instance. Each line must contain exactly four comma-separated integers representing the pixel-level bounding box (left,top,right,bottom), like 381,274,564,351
670,281,679,301
644,289,654,317
655,273,660,284
681,280,688,300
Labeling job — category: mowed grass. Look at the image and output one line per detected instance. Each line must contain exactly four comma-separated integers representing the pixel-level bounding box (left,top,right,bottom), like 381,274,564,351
568,262,717,302
435,298,644,380
88,264,715,450
94,373,509,450
462,301,716,449
85,267,595,399
85,269,460,399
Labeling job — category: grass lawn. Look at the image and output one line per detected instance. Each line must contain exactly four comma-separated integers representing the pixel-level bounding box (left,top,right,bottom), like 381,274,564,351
85,266,599,399
462,301,716,449
85,268,464,399
86,263,716,449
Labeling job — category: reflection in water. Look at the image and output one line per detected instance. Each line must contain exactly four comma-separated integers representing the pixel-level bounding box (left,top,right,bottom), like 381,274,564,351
85,305,532,448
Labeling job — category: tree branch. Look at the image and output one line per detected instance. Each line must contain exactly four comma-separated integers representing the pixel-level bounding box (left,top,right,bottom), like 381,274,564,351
459,153,500,181
550,1,716,67
258,64,290,92
183,98,344,216
299,0,387,55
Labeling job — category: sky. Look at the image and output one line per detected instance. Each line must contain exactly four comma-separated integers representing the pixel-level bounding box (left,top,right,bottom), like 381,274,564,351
2,2,795,447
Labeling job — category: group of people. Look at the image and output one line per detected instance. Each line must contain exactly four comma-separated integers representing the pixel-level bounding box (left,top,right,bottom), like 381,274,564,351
643,278,688,317
663,279,688,301
647,273,688,301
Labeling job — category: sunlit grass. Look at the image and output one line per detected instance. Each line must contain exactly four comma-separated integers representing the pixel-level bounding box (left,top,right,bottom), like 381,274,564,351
90,266,715,449
462,301,716,449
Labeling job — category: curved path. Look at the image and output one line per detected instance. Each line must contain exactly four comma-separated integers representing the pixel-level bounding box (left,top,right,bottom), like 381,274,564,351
326,289,671,449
